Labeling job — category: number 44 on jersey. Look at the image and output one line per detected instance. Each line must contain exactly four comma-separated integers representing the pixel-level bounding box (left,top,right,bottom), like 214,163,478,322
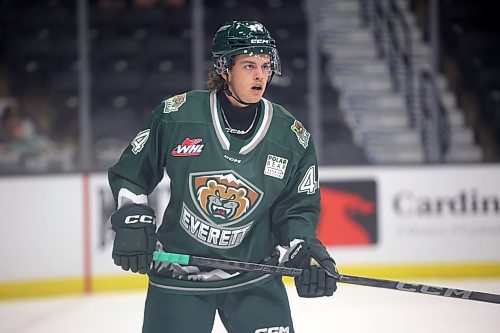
298,165,318,195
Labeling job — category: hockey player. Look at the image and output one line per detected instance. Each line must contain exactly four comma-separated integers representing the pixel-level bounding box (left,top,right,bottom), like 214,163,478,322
108,20,338,333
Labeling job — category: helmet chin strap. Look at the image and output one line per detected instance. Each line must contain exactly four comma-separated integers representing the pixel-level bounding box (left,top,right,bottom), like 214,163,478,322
224,86,253,106
223,72,258,107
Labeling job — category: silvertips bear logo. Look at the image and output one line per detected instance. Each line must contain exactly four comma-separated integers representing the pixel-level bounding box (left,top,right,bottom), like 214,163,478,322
179,171,263,248
191,171,262,224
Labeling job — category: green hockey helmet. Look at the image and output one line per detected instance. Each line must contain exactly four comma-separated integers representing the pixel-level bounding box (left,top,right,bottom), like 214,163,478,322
211,20,281,76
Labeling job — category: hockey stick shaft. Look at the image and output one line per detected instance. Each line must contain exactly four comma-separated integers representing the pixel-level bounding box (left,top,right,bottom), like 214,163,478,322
153,251,500,305
153,251,303,276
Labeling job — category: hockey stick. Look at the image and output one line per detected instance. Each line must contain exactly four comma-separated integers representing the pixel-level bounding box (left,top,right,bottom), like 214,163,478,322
153,251,500,305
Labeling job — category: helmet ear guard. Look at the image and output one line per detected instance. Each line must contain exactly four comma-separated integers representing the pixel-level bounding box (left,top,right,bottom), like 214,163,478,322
214,56,229,75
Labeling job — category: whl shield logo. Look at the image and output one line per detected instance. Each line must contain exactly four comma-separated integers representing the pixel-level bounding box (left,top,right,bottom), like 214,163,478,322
171,137,204,157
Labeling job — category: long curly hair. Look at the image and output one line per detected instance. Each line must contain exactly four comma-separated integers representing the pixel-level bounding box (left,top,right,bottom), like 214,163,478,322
206,70,226,91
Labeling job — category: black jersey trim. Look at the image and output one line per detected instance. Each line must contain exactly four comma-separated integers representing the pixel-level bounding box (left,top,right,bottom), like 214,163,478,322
239,97,273,155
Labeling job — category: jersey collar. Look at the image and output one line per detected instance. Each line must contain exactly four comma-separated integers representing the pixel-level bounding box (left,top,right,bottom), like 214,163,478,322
210,90,273,155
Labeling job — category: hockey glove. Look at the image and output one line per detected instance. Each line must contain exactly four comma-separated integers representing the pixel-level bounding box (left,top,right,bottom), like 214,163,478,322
110,203,156,274
282,237,338,298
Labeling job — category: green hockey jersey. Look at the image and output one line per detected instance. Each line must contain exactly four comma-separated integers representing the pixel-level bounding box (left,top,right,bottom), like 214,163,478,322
108,90,321,295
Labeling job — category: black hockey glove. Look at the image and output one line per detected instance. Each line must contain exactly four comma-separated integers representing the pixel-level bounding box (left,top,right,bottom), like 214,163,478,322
110,203,156,274
282,237,338,298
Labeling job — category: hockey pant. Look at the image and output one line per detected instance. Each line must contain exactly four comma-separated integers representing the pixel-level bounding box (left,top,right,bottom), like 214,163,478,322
142,276,295,333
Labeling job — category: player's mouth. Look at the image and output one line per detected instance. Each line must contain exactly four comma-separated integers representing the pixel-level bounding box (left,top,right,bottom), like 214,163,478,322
251,84,264,94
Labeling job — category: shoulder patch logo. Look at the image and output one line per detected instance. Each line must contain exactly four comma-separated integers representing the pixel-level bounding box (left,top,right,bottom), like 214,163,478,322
163,93,186,113
131,129,150,154
264,154,288,179
291,120,310,149
171,137,204,157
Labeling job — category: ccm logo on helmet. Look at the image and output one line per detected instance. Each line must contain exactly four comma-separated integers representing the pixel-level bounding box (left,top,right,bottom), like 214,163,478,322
251,39,269,44
124,215,155,224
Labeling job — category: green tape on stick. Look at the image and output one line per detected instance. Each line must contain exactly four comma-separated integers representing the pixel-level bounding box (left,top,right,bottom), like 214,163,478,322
153,251,190,265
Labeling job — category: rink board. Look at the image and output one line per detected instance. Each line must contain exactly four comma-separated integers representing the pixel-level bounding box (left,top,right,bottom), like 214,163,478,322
0,165,499,298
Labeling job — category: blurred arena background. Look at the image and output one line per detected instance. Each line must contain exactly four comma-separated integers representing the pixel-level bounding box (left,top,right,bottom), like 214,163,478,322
0,0,499,332
2,0,500,170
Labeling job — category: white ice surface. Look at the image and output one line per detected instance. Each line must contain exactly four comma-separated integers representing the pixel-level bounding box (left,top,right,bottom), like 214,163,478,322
0,279,499,333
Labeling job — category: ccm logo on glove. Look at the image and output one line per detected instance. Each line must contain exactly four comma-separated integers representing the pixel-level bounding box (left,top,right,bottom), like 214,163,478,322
124,214,155,224
289,244,303,260
110,204,157,274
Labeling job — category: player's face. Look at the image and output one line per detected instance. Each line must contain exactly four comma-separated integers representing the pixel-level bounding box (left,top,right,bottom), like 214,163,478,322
225,54,271,106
